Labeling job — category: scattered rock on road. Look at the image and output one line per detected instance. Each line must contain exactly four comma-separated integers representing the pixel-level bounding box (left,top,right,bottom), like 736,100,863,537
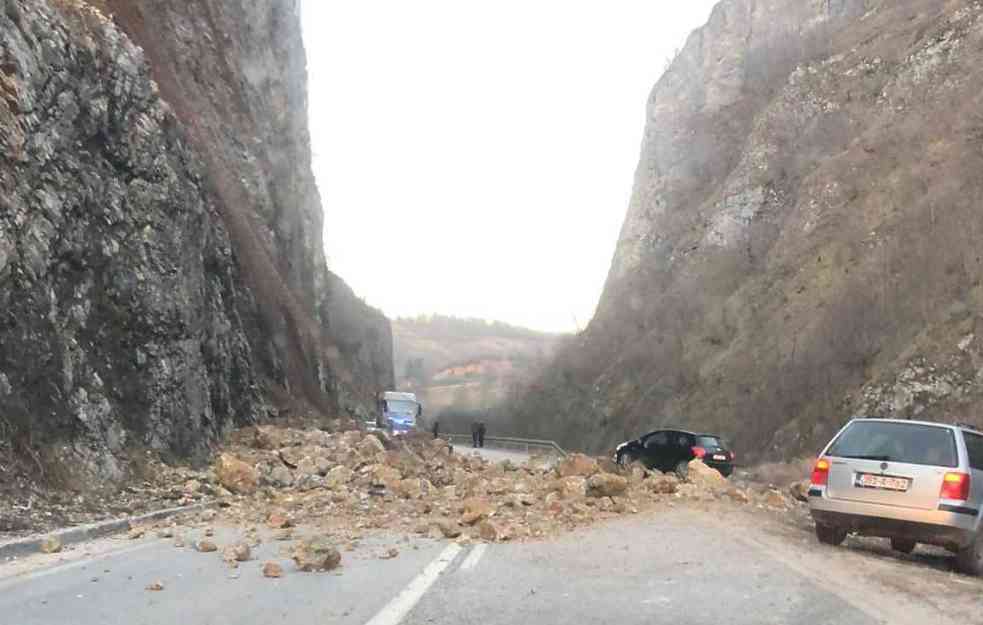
145,581,164,591
262,562,284,578
293,537,342,572
40,537,62,554
195,540,218,553
223,542,251,563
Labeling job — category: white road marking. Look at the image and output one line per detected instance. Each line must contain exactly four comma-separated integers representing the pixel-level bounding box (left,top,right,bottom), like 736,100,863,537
363,542,463,625
459,543,488,571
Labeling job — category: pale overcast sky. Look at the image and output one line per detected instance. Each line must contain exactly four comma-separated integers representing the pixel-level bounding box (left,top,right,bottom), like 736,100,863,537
302,0,717,333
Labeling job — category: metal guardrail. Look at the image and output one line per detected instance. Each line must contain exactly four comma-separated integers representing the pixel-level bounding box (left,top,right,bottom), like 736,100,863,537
443,433,567,457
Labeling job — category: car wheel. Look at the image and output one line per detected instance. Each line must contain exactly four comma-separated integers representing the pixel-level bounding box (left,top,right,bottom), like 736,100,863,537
618,451,633,467
674,460,689,480
955,533,983,576
815,523,847,546
890,538,916,554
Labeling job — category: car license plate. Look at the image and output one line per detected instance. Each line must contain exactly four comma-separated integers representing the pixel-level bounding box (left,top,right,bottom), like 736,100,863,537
856,473,910,492
712,454,727,461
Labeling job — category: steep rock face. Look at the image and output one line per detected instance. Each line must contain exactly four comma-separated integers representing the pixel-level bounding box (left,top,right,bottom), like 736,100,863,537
0,0,392,478
512,0,983,458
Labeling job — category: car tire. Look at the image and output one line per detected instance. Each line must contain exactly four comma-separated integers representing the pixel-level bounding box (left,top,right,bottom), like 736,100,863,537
815,523,847,546
674,460,689,480
618,451,634,467
890,538,916,554
955,534,983,576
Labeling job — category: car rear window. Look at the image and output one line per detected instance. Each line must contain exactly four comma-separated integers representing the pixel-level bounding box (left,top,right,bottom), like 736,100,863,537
964,432,983,471
696,435,723,449
827,421,958,467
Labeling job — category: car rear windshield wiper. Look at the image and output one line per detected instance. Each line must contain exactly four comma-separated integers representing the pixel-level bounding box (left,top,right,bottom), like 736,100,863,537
837,454,892,461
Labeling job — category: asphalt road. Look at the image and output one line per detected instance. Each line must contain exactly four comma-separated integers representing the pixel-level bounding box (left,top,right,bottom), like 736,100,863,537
1,505,969,625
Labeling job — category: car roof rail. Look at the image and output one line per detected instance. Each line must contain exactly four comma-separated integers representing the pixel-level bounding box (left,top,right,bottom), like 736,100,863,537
955,421,980,431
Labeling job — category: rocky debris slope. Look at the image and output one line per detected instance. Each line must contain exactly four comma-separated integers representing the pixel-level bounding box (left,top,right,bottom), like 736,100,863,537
0,0,393,482
509,0,983,459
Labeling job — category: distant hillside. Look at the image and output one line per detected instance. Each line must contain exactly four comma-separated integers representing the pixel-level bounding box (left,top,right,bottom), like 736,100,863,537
392,316,564,432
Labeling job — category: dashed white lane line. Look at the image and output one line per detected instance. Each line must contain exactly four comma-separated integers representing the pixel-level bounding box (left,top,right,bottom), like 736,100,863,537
459,543,487,572
363,542,463,625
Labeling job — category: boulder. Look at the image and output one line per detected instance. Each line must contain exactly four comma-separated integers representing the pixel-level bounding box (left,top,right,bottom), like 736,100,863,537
358,435,386,457
269,465,294,488
555,453,598,477
392,478,422,499
549,476,587,499
586,473,628,498
367,464,402,489
686,459,726,489
644,473,679,494
763,489,787,508
788,479,810,503
195,540,218,553
267,512,293,529
40,537,62,554
597,457,622,475
324,465,353,489
214,453,258,495
262,562,284,578
295,474,325,491
223,543,251,562
296,457,319,477
293,538,342,572
725,487,750,504
460,497,494,525
478,520,504,542
432,518,462,538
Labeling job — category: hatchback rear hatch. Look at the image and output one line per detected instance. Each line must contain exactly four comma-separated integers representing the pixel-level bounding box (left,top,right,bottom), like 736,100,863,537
824,420,958,511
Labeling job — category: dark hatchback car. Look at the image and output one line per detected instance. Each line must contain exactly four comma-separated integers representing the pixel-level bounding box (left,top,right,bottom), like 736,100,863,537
615,429,735,477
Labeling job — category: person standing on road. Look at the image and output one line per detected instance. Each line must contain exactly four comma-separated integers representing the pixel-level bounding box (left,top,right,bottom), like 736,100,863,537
471,421,480,448
478,422,487,448
432,419,440,440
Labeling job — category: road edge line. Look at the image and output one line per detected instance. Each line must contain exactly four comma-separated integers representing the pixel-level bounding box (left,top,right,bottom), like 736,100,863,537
459,543,487,571
363,542,463,625
0,502,210,562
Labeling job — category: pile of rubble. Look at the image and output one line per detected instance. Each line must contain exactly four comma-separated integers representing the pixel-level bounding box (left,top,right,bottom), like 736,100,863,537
7,424,812,579
192,426,805,550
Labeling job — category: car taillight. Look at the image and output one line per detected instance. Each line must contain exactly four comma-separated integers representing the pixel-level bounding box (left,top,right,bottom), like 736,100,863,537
810,458,830,487
940,472,971,501
691,446,706,459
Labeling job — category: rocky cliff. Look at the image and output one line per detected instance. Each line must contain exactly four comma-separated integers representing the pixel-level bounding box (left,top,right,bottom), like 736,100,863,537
0,0,393,480
509,0,983,459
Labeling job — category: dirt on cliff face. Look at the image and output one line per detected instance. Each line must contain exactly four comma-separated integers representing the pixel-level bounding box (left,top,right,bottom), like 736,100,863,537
505,0,983,460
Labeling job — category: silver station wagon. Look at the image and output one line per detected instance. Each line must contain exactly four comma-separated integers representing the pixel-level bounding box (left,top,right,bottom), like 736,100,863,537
808,418,983,575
